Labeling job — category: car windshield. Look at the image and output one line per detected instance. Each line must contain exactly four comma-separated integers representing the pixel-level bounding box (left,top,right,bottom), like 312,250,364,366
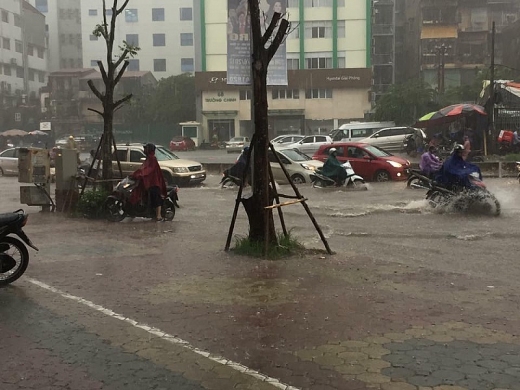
363,145,392,157
279,148,310,162
155,146,179,161
229,137,244,142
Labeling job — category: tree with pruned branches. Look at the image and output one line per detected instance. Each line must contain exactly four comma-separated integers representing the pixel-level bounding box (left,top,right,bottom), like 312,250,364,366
88,0,139,190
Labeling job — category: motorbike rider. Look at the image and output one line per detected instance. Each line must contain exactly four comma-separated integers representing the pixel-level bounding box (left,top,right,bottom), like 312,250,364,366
435,144,481,191
226,146,250,182
130,143,167,221
320,148,348,186
419,146,442,178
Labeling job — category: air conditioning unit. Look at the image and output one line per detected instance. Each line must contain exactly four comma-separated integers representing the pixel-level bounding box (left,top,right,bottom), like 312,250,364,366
10,58,17,65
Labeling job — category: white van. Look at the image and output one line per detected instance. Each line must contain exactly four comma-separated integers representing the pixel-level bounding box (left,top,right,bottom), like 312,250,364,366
329,121,395,143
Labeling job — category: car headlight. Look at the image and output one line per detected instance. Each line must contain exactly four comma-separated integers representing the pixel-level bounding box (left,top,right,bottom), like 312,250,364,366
173,167,189,173
300,163,315,171
387,161,402,168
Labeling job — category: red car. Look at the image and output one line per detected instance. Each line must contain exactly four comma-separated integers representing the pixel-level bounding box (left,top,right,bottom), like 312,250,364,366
169,136,196,151
313,142,410,182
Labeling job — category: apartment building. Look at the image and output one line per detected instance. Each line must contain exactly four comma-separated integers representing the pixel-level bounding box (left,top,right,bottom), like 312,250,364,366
26,0,82,71
80,0,195,79
0,0,47,106
193,0,372,141
419,0,520,91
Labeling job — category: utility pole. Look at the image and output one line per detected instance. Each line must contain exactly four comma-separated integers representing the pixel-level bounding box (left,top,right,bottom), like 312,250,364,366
488,21,496,155
436,43,448,95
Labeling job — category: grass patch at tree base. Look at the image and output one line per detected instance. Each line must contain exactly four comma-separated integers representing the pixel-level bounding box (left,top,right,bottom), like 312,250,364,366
73,188,110,219
232,231,305,259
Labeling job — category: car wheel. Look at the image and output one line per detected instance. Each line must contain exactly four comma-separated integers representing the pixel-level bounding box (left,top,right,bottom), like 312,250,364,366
291,174,305,185
374,170,391,182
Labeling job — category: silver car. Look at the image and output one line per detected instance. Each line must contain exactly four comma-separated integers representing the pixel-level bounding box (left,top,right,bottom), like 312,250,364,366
286,135,333,155
225,136,250,153
360,127,420,153
271,134,304,145
269,147,323,184
0,148,19,176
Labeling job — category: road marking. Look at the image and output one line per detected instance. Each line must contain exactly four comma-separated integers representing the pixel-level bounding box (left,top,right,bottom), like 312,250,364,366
27,278,300,390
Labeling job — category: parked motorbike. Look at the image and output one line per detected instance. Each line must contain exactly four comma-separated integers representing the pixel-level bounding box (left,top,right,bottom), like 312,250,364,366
516,161,520,184
104,177,179,222
311,161,367,189
0,209,38,286
425,172,500,216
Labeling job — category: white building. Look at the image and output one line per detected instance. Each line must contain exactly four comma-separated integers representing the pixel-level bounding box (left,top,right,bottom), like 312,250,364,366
0,0,47,104
26,0,83,71
80,0,196,79
193,0,372,141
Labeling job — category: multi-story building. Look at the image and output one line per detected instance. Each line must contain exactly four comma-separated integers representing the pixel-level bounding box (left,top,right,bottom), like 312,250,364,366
80,0,195,79
0,0,47,107
26,0,82,71
193,0,373,141
419,0,520,91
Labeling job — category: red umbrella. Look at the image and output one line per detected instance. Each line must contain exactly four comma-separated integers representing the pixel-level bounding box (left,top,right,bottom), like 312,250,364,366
414,104,487,128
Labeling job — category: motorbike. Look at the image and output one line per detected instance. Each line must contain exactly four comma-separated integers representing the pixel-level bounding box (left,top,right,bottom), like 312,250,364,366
104,177,179,222
310,161,367,189
406,168,432,190
516,161,520,184
425,172,501,216
0,209,38,286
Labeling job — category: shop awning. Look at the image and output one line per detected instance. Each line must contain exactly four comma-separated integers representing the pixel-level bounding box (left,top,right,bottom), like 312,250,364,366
421,25,458,39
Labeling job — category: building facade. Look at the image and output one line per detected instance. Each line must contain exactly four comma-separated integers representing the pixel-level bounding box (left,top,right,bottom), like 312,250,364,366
80,0,195,79
0,0,47,107
26,0,82,72
193,0,372,142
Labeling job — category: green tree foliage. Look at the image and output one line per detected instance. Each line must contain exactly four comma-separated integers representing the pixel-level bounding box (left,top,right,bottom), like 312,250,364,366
374,79,438,125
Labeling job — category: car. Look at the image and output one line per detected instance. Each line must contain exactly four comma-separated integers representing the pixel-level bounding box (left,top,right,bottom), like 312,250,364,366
169,136,196,151
286,135,333,155
225,136,250,153
312,142,411,182
360,127,419,153
113,143,206,186
0,148,19,176
271,134,304,145
268,147,323,184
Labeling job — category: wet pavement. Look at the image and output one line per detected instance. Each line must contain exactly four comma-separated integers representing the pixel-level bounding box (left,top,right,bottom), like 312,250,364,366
1,174,520,389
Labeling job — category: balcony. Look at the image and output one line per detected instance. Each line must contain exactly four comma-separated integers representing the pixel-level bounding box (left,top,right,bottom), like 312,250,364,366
372,24,394,35
372,54,394,65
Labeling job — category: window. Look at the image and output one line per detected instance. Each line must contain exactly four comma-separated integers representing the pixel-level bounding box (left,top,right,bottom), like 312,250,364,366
114,149,127,162
89,9,98,16
181,58,194,72
4,65,11,76
305,54,333,69
272,89,299,99
239,90,252,100
305,89,332,99
90,60,99,67
153,34,165,46
127,59,139,71
15,40,23,53
16,67,23,78
27,45,34,56
38,72,45,83
312,26,325,38
180,33,193,46
0,149,16,158
302,137,314,144
152,8,165,21
154,59,166,72
304,0,344,6
126,34,139,47
35,0,48,13
29,69,35,81
2,37,10,50
1,10,8,23
105,9,112,16
337,21,345,38
37,47,44,58
180,7,192,21
89,35,98,41
305,21,333,39
125,9,138,22
288,0,299,7
130,150,144,162
14,14,21,27
287,58,299,70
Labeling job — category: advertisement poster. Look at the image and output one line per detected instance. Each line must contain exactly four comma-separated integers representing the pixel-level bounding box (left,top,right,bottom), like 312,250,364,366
227,0,287,86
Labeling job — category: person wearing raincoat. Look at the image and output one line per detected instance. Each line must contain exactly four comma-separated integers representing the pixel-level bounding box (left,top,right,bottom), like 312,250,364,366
320,148,348,186
435,144,481,190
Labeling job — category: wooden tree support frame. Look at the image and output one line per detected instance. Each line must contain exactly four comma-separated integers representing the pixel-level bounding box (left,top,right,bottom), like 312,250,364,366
224,141,333,256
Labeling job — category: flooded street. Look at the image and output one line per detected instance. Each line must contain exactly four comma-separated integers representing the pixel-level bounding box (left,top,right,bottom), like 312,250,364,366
2,174,520,390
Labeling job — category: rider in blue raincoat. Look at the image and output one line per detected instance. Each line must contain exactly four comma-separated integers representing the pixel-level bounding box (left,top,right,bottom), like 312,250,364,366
435,144,481,190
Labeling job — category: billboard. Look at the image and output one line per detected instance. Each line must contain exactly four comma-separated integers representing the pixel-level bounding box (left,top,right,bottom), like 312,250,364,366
227,0,287,86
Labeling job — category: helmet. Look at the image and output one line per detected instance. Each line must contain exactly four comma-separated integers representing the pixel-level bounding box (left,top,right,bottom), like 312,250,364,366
453,144,464,152
243,146,250,153
69,135,74,139
329,148,337,155
144,143,156,155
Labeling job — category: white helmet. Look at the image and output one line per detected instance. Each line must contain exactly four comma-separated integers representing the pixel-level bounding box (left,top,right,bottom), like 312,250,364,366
329,148,337,155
